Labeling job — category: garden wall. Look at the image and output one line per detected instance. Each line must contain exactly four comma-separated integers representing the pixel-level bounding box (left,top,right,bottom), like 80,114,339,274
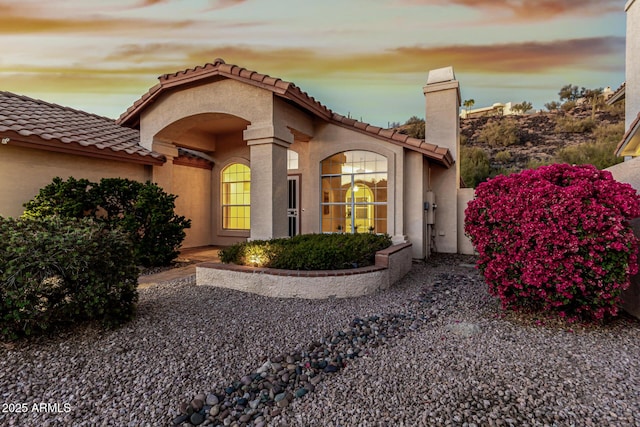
196,242,412,299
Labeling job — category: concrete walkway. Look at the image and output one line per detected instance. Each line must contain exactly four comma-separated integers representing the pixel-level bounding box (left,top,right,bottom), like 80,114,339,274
138,246,221,288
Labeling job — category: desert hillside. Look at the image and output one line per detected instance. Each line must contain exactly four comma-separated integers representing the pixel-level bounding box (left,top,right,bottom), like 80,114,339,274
460,104,624,172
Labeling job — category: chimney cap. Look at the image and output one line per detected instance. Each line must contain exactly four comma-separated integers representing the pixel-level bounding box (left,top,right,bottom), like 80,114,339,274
427,66,456,85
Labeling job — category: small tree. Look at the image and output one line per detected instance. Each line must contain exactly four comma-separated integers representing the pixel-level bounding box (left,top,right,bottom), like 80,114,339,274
511,101,533,115
400,116,425,139
544,101,561,112
463,99,475,114
558,84,582,102
582,88,604,119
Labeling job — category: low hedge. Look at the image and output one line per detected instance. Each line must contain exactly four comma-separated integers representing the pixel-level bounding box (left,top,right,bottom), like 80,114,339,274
0,217,139,340
220,233,392,270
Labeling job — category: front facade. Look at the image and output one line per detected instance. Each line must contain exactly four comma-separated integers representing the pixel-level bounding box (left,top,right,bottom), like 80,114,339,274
1,60,463,259
116,59,459,258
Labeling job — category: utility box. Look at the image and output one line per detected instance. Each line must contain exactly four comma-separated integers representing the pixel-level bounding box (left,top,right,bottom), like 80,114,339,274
425,191,436,225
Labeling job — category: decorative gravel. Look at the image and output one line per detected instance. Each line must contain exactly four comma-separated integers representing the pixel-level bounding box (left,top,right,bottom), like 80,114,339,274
1,255,639,426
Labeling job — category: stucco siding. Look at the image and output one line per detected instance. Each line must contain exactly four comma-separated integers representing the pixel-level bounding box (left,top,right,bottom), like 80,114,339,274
303,122,402,240
139,79,274,152
0,144,150,218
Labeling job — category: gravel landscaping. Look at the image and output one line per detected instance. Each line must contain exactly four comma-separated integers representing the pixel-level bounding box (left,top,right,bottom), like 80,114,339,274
1,254,639,426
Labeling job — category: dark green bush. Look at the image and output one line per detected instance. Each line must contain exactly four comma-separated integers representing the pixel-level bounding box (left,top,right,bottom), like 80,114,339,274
220,233,392,270
460,146,491,188
23,177,191,267
0,217,138,340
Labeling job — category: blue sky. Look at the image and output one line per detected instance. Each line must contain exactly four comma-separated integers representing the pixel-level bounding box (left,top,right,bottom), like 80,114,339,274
0,0,627,127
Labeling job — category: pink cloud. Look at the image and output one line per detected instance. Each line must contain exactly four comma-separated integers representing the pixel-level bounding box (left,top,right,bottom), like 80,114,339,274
401,0,620,22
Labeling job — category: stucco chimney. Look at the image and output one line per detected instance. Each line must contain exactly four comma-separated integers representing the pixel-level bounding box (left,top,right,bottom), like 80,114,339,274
423,66,461,254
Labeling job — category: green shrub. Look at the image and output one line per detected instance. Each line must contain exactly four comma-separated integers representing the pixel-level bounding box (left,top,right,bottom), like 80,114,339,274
552,121,625,170
477,119,520,147
23,177,191,267
561,100,577,112
593,122,625,145
555,143,622,170
526,158,553,169
494,150,512,163
461,147,491,188
219,233,392,270
554,116,596,133
0,217,138,340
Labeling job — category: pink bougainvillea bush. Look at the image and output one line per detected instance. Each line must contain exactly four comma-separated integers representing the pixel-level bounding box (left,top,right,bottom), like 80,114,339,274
465,163,640,321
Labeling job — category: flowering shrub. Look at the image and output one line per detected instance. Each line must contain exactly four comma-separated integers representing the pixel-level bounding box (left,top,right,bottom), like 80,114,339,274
465,164,640,321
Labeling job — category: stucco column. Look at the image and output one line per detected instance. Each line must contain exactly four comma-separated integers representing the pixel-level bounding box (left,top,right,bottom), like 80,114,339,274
404,150,427,259
150,140,178,193
424,66,461,254
244,123,291,240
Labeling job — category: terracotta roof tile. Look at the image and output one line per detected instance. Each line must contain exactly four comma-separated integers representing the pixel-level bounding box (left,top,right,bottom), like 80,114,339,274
0,91,164,165
391,132,409,143
117,59,453,167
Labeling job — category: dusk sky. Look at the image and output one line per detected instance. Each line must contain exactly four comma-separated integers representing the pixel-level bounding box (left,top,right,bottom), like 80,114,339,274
0,0,627,128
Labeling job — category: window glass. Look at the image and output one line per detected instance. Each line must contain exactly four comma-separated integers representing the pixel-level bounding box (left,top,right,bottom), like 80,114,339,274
222,163,250,230
287,150,299,170
320,151,387,234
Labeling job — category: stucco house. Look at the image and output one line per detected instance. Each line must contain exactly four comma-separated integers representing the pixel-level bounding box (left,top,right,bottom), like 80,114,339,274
1,59,468,259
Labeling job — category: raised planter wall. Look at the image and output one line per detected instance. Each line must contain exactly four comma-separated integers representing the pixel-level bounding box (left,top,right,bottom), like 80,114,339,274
196,242,413,299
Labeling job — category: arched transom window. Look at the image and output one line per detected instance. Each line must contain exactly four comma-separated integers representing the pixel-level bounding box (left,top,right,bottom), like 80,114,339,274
320,151,387,234
222,163,250,230
287,150,299,170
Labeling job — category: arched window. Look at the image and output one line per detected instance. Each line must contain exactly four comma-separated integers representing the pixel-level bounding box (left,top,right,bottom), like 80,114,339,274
320,151,387,234
287,150,299,170
222,163,250,230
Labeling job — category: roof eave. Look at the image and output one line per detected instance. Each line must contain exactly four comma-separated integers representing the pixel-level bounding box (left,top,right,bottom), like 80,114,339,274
329,120,453,168
1,131,166,165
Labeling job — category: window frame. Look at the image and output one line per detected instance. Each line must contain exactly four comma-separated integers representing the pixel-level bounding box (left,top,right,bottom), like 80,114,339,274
221,162,251,231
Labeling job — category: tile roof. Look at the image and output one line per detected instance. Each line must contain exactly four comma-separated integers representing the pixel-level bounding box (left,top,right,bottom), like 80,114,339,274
118,59,453,168
174,147,214,170
0,91,164,165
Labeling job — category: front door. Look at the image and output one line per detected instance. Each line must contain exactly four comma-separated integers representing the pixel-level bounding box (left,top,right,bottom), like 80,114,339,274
287,175,300,237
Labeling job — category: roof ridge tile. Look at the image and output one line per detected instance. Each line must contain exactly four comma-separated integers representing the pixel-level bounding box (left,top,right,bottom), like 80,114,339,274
115,59,452,166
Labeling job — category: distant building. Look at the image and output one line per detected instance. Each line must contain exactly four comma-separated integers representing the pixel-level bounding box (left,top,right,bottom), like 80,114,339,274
460,102,515,119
